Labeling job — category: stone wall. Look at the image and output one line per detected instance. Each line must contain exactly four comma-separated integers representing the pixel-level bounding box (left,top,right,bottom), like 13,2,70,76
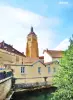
0,77,12,100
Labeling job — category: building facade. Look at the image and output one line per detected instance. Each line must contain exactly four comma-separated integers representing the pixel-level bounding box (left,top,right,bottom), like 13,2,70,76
43,49,63,63
0,27,63,86
0,41,26,69
10,60,59,85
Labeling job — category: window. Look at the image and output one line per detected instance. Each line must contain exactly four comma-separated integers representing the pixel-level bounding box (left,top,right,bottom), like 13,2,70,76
48,67,51,73
53,67,56,72
38,67,41,74
21,67,25,74
16,56,19,62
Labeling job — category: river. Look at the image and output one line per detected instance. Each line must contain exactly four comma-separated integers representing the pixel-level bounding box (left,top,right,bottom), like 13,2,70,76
11,87,56,100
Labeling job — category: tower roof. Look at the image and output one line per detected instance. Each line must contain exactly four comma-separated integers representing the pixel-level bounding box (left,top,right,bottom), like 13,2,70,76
28,27,37,36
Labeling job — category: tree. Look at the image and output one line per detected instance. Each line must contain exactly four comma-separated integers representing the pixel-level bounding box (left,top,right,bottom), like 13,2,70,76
51,36,73,100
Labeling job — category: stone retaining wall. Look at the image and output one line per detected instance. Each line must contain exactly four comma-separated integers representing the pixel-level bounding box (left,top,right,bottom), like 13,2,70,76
0,77,12,100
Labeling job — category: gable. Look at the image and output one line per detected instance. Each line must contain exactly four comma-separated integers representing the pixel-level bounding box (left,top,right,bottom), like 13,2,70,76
32,60,46,67
44,52,52,63
44,49,63,58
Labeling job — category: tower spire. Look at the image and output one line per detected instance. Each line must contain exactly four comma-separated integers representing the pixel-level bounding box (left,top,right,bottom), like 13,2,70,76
31,26,33,32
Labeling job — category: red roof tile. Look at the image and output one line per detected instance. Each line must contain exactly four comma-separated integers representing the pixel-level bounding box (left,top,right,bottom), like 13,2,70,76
23,57,39,63
43,49,63,58
44,61,53,65
0,41,26,57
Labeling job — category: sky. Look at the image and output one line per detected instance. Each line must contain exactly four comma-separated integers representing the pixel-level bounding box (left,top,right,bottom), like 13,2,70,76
0,0,72,56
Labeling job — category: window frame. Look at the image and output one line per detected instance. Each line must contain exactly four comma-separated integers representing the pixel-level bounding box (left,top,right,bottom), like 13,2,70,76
16,56,19,62
48,66,51,73
21,67,25,74
38,67,41,74
53,67,56,72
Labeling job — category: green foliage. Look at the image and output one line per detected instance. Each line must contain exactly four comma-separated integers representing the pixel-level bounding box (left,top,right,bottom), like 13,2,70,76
51,35,73,100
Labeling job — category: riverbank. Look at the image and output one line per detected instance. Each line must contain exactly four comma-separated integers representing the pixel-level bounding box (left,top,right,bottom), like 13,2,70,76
11,87,56,100
5,91,14,100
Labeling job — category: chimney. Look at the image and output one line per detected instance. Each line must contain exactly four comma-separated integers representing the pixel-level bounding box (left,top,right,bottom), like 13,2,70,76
2,40,4,43
2,40,5,46
22,52,24,54
46,48,48,51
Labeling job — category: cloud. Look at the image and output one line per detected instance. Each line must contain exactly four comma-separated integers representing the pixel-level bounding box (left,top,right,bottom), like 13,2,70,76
59,1,69,5
55,38,70,50
0,5,60,56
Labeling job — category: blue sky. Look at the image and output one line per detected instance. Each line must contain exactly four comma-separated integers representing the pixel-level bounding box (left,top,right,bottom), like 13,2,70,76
0,0,72,55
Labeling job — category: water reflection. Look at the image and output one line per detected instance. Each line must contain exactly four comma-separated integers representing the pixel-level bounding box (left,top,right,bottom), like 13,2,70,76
11,87,56,100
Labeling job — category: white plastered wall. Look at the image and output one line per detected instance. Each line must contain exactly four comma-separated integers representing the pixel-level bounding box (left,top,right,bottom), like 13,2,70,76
44,52,52,63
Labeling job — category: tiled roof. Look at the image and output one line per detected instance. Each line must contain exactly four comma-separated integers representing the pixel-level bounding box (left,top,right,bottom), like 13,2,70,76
43,49,63,58
23,59,56,66
44,61,53,65
23,56,44,65
0,41,25,57
23,57,39,64
44,60,59,65
23,58,46,66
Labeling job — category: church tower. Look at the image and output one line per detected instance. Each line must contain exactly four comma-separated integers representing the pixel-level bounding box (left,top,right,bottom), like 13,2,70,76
26,27,39,58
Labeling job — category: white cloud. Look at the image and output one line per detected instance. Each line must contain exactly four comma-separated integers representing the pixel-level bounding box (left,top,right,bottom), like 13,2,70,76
55,38,70,50
0,5,60,56
59,1,69,5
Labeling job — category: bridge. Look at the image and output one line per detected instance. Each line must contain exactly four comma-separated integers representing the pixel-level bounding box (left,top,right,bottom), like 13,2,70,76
0,70,12,100
13,76,54,92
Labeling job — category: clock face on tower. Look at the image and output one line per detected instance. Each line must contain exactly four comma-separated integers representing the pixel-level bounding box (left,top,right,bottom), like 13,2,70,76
28,38,31,41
